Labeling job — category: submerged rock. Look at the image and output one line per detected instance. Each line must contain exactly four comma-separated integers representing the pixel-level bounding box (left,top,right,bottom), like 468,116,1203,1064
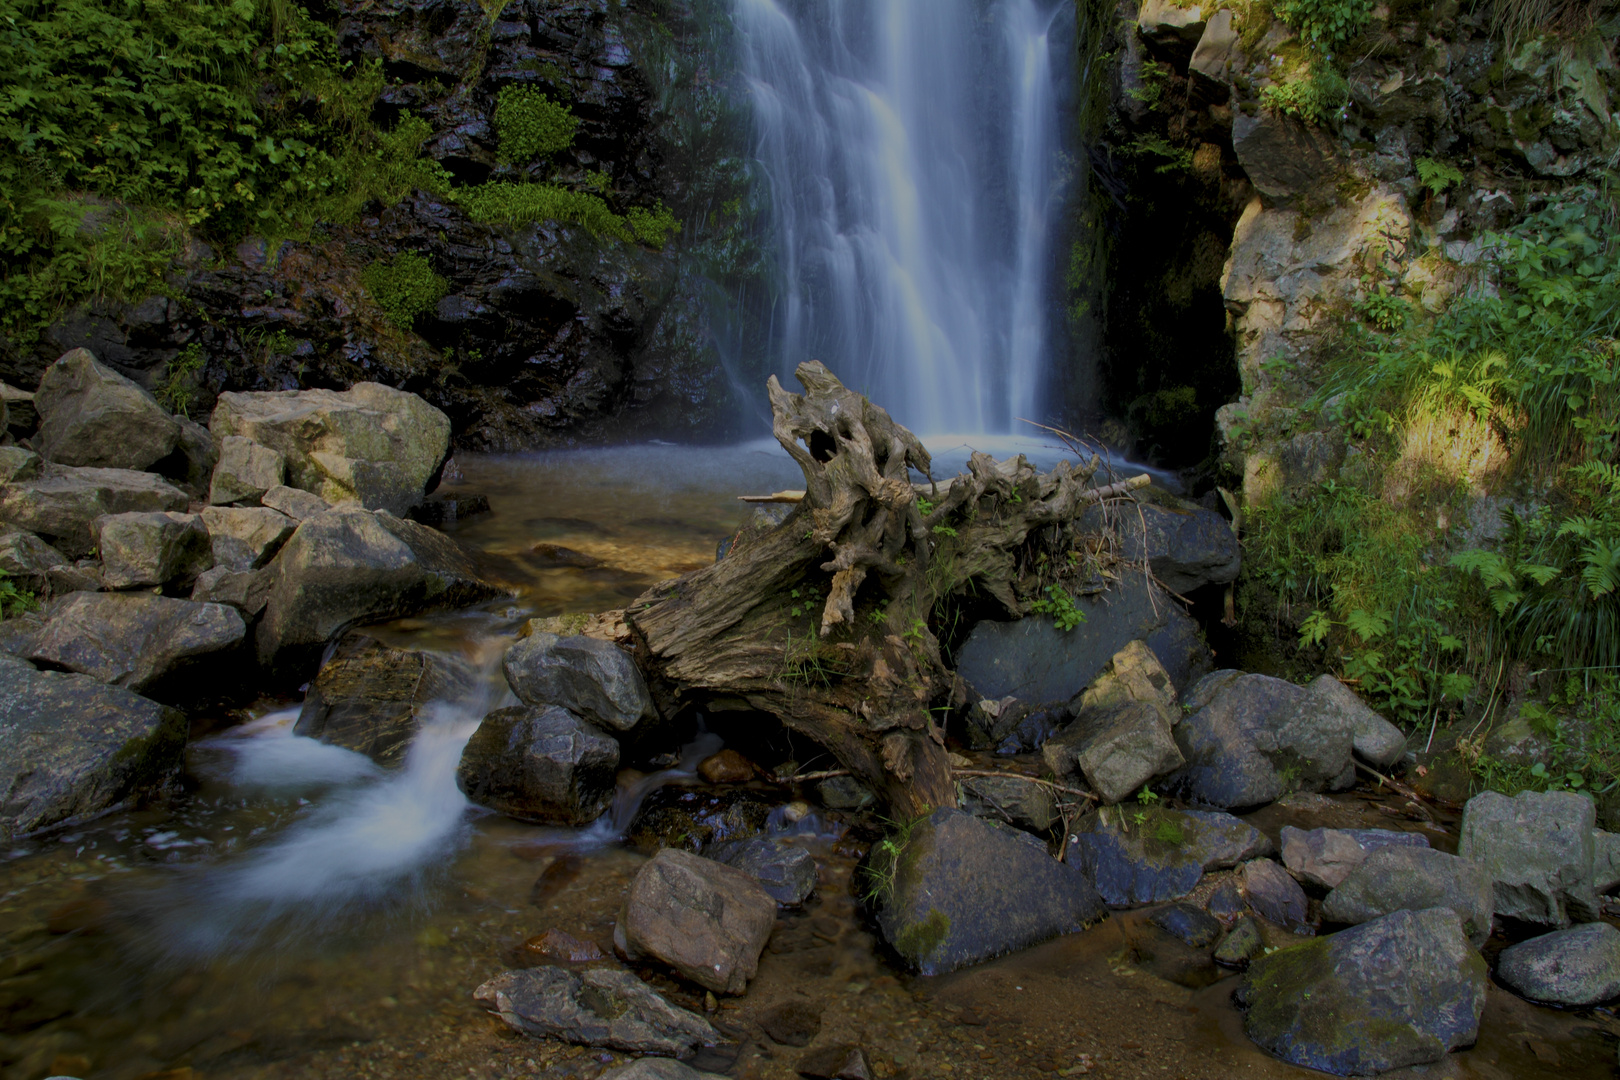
629,787,777,854
474,966,717,1055
1280,826,1429,890
457,705,619,825
711,836,818,906
617,848,777,994
795,1044,873,1080
1457,789,1599,927
1236,908,1488,1076
1150,902,1222,947
28,591,246,695
93,510,212,589
33,348,180,470
1321,847,1495,947
502,632,654,732
1495,922,1620,1007
877,807,1105,974
1069,808,1273,907
0,463,189,558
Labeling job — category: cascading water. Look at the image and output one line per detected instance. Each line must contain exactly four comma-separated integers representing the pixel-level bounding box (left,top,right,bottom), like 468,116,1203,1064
734,0,1075,434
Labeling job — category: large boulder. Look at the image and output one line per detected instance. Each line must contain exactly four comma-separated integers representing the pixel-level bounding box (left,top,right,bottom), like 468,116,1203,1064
0,464,188,557
1321,847,1495,947
255,507,504,674
1231,110,1337,201
208,435,286,506
1236,908,1488,1076
876,807,1105,973
616,848,778,994
502,632,654,732
474,966,717,1055
0,654,187,838
209,382,451,516
0,529,70,596
1457,789,1599,927
296,633,480,767
32,349,180,470
1300,675,1406,769
456,705,619,824
1083,497,1240,595
1281,826,1429,889
199,505,296,572
0,446,40,484
28,591,246,696
93,511,213,589
1070,807,1273,907
1495,923,1620,1007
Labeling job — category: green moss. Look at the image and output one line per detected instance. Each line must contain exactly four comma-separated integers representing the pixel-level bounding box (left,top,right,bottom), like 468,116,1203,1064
625,202,681,249
493,85,578,164
894,907,951,966
361,252,449,330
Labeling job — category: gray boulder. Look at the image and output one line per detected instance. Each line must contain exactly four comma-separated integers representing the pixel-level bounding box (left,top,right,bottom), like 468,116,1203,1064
1281,826,1430,890
93,511,212,589
599,1062,728,1080
1084,497,1239,595
28,591,246,695
474,966,716,1056
260,484,329,521
33,348,179,470
712,836,818,906
959,774,1056,832
0,464,188,557
1457,789,1599,927
1070,807,1273,907
456,705,619,825
1242,859,1310,932
1137,0,1207,46
297,633,480,768
502,632,654,732
1236,908,1488,1076
0,446,40,483
199,505,295,572
167,415,219,495
1495,922,1620,1006
209,382,451,516
208,435,285,506
1595,829,1620,893
1300,675,1406,768
1231,110,1336,201
1322,847,1495,947
617,848,777,994
190,566,273,617
0,653,187,838
1045,701,1183,805
877,808,1104,975
0,529,70,596
1190,8,1244,84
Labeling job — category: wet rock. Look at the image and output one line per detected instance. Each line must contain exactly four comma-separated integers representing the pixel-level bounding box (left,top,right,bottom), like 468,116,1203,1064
1242,859,1309,932
711,837,817,906
1150,902,1222,947
616,848,777,994
260,484,329,522
601,1061,728,1080
521,928,604,964
0,446,40,484
877,807,1105,975
502,632,653,731
208,435,285,506
410,491,491,527
190,566,272,617
1070,808,1273,907
0,653,187,838
1045,701,1183,805
0,464,189,557
474,965,717,1056
959,774,1056,832
817,774,874,811
255,506,503,675
1457,789,1599,927
0,529,69,596
93,511,213,589
1281,826,1430,890
33,349,180,470
1595,830,1620,893
296,633,480,768
1215,915,1263,967
1495,923,1620,1007
28,591,246,695
209,382,451,516
757,998,822,1046
199,505,295,572
629,788,776,854
1321,847,1495,948
1235,908,1488,1076
1302,675,1406,768
795,1044,872,1080
457,705,619,825
698,748,756,784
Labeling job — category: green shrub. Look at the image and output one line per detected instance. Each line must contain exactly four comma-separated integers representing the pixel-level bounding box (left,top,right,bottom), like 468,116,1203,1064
361,252,448,330
454,182,630,239
493,85,578,164
1259,62,1350,125
626,202,681,249
155,341,206,417
1273,0,1375,53
0,570,34,619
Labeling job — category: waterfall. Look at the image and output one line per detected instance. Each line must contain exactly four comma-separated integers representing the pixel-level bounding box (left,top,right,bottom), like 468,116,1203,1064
733,0,1074,435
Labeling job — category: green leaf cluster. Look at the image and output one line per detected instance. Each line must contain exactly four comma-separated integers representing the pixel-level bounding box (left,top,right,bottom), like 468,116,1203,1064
0,569,35,619
1258,62,1349,125
1028,583,1086,632
493,85,578,164
1272,0,1375,53
1415,157,1466,197
360,252,448,331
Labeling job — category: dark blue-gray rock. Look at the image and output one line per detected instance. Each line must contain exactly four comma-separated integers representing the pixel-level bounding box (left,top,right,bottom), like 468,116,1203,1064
1182,668,1242,711
33,348,180,470
0,463,189,557
1235,908,1488,1076
296,633,479,768
1495,922,1620,1006
474,966,717,1056
27,591,246,696
1301,674,1406,768
93,510,213,589
1457,789,1600,927
1321,847,1495,948
959,773,1056,832
1068,808,1272,907
456,705,619,825
975,698,1069,755
1151,903,1222,947
1215,915,1264,966
1242,859,1310,932
1082,495,1239,595
1281,826,1430,890
503,631,653,732
0,653,187,838
876,807,1104,974
1595,830,1620,893
711,836,817,906
1207,879,1247,920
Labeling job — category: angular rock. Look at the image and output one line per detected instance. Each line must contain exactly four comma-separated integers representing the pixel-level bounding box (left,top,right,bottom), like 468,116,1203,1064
1073,639,1180,723
1595,829,1620,893
600,1061,728,1080
457,705,619,825
190,566,272,617
297,633,480,768
0,464,189,557
0,529,69,596
33,348,180,470
28,591,246,695
876,807,1104,975
0,446,40,484
260,484,329,522
1322,847,1495,948
1215,915,1263,967
1231,110,1335,201
209,382,451,516
1150,902,1222,947
1457,789,1599,927
1189,7,1244,84
711,837,818,906
1070,808,1273,907
208,435,285,506
474,966,717,1055
1085,498,1239,595
502,632,654,732
1242,859,1310,931
1495,922,1620,1007
93,511,212,589
255,507,504,674
1045,701,1184,805
959,774,1056,832
795,1044,872,1080
200,505,296,572
1236,908,1488,1076
1300,675,1406,769
1207,879,1247,921
165,414,219,495
1137,0,1206,46
0,654,187,838
1281,826,1430,890
617,848,777,994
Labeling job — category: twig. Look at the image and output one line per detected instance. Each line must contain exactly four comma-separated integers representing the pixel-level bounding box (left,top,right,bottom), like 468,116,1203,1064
952,769,1098,802
1354,761,1443,828
785,768,850,783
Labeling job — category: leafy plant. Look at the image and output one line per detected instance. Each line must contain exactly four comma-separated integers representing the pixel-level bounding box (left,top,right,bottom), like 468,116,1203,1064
1259,62,1350,125
493,85,578,164
861,814,925,904
361,252,448,330
1273,0,1375,53
1356,286,1408,332
1029,584,1086,632
0,570,34,619
1416,157,1466,198
155,342,206,417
